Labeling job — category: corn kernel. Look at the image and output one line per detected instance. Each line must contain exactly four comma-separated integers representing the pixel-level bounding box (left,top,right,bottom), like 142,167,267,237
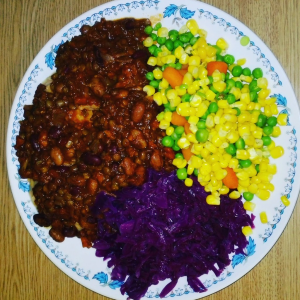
186,19,199,35
237,58,246,66
248,183,258,194
166,126,174,136
236,149,250,160
215,169,227,180
159,78,169,89
179,53,189,64
256,189,270,200
258,88,271,99
271,126,281,137
244,201,256,212
281,195,290,206
177,137,191,149
216,38,229,50
270,146,284,159
213,81,226,92
147,56,157,66
174,46,185,59
242,226,253,236
157,27,168,37
277,114,288,126
206,194,220,205
185,178,193,187
143,85,155,96
260,212,268,224
270,103,279,115
228,158,239,169
143,37,153,47
257,77,268,89
219,185,230,194
229,191,240,199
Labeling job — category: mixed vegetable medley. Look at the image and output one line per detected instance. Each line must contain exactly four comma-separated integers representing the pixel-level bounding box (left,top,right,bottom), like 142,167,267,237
142,19,289,226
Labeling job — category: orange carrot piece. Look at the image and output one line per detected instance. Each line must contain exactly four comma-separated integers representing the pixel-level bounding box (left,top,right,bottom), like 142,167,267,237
184,122,192,135
163,67,183,88
222,167,239,189
182,147,193,162
181,64,189,70
206,61,228,76
178,69,188,76
171,112,187,126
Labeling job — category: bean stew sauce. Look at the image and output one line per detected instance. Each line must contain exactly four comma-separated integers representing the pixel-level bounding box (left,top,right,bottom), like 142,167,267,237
15,18,175,247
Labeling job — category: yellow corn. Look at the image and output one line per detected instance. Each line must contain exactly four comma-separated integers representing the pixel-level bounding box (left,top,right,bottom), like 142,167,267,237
143,37,153,47
242,226,253,236
236,150,250,160
277,114,288,126
219,185,230,194
256,189,270,200
270,103,279,115
257,77,268,89
229,191,241,199
237,58,246,66
258,88,271,99
260,212,268,224
248,183,258,194
166,126,174,136
174,46,185,59
271,126,281,137
177,137,191,149
281,195,290,206
206,194,220,205
216,38,229,50
185,178,193,187
147,57,157,66
159,78,169,89
157,27,168,37
186,19,199,35
244,201,256,212
270,146,284,159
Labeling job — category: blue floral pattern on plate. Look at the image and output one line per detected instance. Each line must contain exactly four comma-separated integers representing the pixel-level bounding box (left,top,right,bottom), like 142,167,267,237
8,1,299,299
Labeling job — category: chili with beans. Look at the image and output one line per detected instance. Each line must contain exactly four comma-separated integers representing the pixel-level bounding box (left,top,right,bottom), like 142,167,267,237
15,18,175,247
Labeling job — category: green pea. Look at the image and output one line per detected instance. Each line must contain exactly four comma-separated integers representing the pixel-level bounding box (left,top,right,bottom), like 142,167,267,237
233,107,241,116
177,168,187,180
173,40,183,49
225,144,237,156
224,54,235,64
243,192,254,201
263,125,273,136
180,83,188,89
212,45,222,55
179,33,190,43
242,67,251,76
185,32,193,40
150,33,157,41
223,79,235,93
164,102,176,112
144,25,153,35
168,63,176,68
208,102,219,113
249,80,261,92
169,34,177,42
216,54,224,61
172,140,180,151
175,126,184,135
153,47,162,57
164,107,171,112
250,91,258,102
196,120,206,129
252,67,263,79
235,81,243,89
148,45,157,54
175,62,182,70
190,36,198,45
162,136,174,147
235,137,245,149
161,64,167,71
239,159,252,168
267,116,277,127
153,22,162,31
164,39,174,51
182,93,191,102
157,37,166,45
225,72,230,80
149,80,159,89
171,131,180,140
255,164,260,173
196,129,209,143
175,153,184,159
208,76,213,84
256,114,267,128
232,65,243,77
146,72,154,81
193,168,199,176
169,29,179,37
262,136,272,146
226,93,236,104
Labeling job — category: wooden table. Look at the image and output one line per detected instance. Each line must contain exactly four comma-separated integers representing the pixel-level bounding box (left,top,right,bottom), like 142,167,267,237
1,0,299,299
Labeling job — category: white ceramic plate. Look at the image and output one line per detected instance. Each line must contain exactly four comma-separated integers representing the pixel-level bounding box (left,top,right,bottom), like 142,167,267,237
7,0,300,299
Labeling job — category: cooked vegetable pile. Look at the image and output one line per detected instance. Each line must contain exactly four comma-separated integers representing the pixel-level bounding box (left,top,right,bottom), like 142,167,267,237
91,169,254,300
142,19,287,211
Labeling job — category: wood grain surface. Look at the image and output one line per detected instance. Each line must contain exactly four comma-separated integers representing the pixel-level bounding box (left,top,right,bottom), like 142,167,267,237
1,0,299,299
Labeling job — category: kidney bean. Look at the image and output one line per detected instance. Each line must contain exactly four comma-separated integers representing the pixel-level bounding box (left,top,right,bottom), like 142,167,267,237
49,228,65,243
87,178,98,195
120,157,136,176
131,102,145,123
33,213,52,227
49,126,62,139
150,150,163,171
62,226,78,238
81,151,102,166
30,133,40,151
50,147,64,166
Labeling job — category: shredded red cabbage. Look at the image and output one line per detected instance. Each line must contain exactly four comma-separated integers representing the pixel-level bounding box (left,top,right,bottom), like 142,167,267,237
91,169,254,300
